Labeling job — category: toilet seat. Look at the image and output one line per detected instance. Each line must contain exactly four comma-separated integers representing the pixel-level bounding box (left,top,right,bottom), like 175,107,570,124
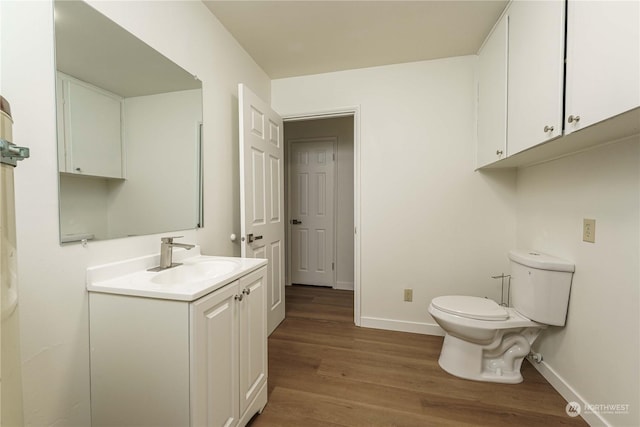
431,296,509,321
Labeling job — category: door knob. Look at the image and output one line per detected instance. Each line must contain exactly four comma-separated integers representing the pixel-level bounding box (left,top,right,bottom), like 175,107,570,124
567,115,580,124
291,219,302,225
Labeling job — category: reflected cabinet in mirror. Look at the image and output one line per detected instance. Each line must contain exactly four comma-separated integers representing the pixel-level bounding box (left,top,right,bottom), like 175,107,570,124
54,0,203,243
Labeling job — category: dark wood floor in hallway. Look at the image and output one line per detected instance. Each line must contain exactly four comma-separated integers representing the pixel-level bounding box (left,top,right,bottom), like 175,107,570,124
248,285,587,427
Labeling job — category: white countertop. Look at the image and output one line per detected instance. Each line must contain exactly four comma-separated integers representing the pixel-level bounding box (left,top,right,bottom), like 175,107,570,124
86,247,267,302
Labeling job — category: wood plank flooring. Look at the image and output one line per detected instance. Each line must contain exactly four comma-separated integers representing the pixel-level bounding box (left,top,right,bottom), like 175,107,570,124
248,285,587,427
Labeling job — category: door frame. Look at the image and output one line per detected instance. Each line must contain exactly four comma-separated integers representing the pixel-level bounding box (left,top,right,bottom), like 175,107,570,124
286,136,338,289
282,106,361,326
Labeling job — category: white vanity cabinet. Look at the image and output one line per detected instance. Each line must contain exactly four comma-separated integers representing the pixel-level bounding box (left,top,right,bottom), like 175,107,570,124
89,264,267,427
506,0,564,155
476,13,508,168
56,72,124,178
564,0,640,134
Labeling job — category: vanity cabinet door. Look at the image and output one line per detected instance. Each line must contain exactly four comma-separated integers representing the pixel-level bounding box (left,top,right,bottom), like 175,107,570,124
191,266,268,427
238,267,267,418
506,0,564,155
476,14,508,168
565,0,640,134
58,73,124,178
191,281,240,427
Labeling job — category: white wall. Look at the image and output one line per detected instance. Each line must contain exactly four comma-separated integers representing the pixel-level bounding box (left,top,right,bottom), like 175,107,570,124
516,137,639,427
59,174,110,240
0,0,269,425
272,57,518,333
284,117,355,290
110,89,201,238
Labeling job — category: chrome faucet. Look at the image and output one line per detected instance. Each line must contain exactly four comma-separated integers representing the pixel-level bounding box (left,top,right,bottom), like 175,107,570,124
149,236,195,271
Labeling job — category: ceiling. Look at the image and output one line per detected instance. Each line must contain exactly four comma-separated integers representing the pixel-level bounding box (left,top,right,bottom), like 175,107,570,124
203,0,508,79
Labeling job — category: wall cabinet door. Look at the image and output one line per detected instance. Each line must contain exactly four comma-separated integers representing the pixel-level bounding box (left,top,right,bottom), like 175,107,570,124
477,14,508,168
58,73,124,178
507,0,564,155
565,0,640,134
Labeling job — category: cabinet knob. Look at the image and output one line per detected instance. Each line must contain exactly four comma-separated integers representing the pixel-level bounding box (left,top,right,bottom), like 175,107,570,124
242,288,251,296
496,150,504,156
234,294,244,301
567,115,580,124
544,125,554,132
75,167,82,172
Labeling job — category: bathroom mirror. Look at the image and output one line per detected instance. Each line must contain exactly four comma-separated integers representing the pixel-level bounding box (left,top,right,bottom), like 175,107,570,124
54,0,203,243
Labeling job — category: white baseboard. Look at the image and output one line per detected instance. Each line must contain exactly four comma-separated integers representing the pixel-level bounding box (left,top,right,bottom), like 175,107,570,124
335,281,354,290
360,316,445,336
531,360,611,427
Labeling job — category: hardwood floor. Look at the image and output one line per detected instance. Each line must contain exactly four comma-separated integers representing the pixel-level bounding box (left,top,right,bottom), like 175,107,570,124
248,285,587,427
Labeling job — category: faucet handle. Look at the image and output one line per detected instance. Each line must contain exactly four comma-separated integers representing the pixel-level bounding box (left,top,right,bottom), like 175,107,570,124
161,236,184,243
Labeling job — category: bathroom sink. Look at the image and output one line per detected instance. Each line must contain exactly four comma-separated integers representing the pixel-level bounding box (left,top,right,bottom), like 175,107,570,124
86,247,267,301
151,259,239,286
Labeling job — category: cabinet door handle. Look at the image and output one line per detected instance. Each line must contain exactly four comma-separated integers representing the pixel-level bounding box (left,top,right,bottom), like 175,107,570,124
496,150,504,156
75,167,82,172
567,115,580,124
242,288,251,296
234,294,244,301
544,125,554,132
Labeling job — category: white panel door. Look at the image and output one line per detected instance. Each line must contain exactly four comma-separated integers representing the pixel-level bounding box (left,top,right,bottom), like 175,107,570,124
239,83,285,336
565,0,640,134
289,139,335,287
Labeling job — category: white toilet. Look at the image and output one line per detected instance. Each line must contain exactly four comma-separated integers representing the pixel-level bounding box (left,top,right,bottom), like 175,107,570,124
428,249,574,384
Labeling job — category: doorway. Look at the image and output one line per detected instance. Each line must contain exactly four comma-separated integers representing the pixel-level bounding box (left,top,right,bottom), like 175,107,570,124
284,116,355,292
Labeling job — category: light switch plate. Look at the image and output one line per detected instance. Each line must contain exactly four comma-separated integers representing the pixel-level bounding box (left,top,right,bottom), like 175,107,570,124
404,288,413,302
583,218,596,243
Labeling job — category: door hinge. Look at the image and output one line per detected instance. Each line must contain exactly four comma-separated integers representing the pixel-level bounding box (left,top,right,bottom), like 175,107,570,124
332,153,335,161
332,262,335,271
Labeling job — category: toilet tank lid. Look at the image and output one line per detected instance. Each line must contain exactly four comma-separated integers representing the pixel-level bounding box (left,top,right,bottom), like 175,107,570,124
431,296,509,321
509,250,575,272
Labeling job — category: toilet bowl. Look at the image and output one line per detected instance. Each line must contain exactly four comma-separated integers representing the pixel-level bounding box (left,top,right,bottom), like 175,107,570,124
428,250,574,384
428,296,545,383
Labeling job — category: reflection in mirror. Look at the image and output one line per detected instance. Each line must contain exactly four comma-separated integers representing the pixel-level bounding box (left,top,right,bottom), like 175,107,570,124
54,0,203,243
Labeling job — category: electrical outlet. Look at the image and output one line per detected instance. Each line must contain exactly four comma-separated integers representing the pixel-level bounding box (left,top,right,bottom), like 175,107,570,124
583,218,596,243
404,288,413,302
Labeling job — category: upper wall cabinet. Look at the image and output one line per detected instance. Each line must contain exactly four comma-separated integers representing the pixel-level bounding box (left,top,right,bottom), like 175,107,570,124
564,0,640,134
476,0,640,169
477,14,508,168
57,73,124,179
507,0,565,155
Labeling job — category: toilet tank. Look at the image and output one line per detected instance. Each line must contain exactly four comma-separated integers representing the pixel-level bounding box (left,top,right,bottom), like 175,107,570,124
509,250,575,326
